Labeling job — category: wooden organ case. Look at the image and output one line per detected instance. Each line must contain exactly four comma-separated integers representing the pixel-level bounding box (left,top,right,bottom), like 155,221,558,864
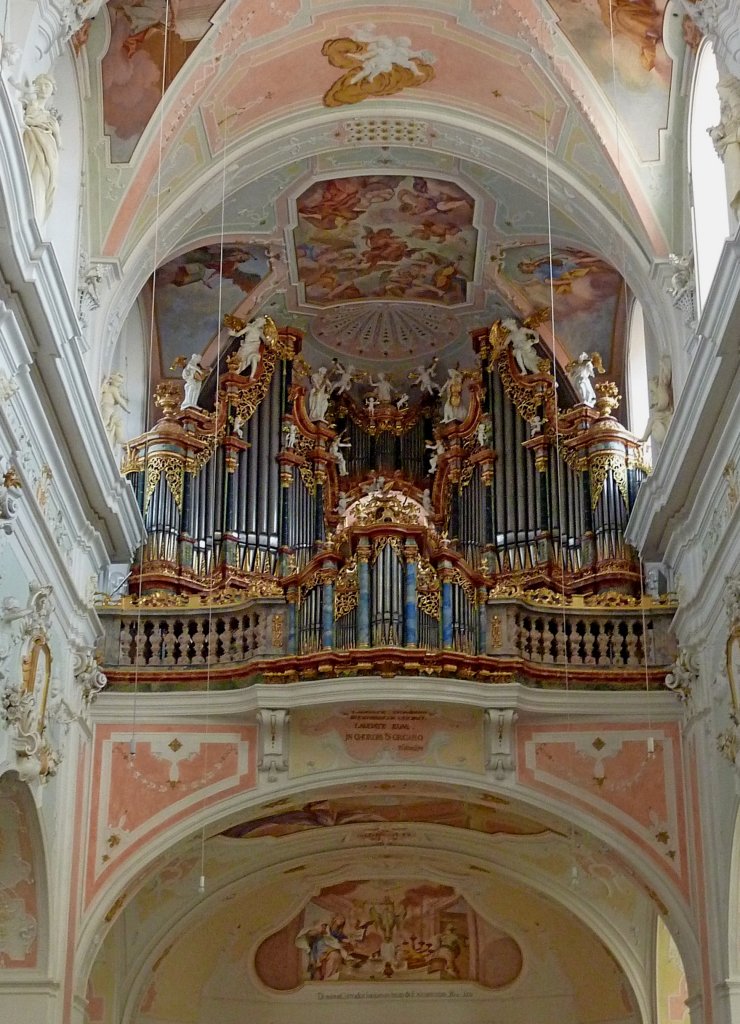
101,318,674,690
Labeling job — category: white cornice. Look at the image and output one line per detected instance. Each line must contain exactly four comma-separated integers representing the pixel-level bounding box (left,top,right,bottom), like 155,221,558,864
94,679,681,723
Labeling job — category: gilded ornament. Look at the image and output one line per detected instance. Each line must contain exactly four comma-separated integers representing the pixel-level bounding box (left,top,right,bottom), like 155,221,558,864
589,452,628,511
154,380,182,416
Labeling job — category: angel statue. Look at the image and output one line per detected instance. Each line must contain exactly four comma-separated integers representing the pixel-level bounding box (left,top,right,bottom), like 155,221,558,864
307,366,336,422
368,372,394,404
227,315,273,378
641,355,673,447
502,319,542,375
331,359,360,395
408,358,439,395
567,351,604,407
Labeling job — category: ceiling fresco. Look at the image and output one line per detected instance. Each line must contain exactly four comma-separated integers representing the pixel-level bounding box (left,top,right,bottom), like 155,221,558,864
293,175,478,307
254,879,523,988
101,0,224,163
493,244,624,371
220,794,553,841
152,242,272,371
547,0,671,161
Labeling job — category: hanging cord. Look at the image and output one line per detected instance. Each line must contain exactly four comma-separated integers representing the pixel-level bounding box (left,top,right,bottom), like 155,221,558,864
130,0,172,761
198,90,231,896
541,99,579,886
605,0,655,753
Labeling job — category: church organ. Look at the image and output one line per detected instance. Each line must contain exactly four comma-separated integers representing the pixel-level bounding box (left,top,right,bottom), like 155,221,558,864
102,316,672,688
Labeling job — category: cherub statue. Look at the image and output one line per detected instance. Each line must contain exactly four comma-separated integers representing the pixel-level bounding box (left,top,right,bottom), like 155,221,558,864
282,421,299,448
181,354,208,410
476,415,492,448
232,413,246,439
331,359,359,395
421,487,433,515
408,358,439,395
439,367,466,423
329,433,351,476
228,315,268,378
99,372,130,447
567,352,603,407
396,392,409,411
426,437,445,473
529,414,546,437
366,395,377,418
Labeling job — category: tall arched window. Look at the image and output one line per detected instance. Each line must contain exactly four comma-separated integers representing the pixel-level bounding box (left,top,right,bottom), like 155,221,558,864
627,299,650,442
689,41,731,312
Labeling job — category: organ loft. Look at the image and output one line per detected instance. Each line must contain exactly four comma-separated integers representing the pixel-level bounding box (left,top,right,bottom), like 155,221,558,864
100,313,674,690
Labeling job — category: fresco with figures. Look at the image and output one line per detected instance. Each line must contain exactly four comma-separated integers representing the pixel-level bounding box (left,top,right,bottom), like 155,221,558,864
293,175,477,306
153,243,272,373
102,0,224,162
220,792,552,840
495,244,623,371
547,0,671,160
254,879,523,988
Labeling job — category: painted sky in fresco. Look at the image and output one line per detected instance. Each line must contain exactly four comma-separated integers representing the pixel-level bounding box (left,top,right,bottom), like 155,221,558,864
293,175,477,306
153,243,272,372
495,244,623,371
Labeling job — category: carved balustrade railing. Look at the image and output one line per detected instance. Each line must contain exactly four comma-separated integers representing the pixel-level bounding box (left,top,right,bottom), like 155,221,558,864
96,588,675,690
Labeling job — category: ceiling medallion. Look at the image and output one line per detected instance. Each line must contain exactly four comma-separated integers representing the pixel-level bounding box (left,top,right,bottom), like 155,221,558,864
311,303,461,362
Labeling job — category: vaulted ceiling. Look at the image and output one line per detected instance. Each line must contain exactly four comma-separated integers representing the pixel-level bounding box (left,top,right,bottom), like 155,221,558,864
81,0,691,395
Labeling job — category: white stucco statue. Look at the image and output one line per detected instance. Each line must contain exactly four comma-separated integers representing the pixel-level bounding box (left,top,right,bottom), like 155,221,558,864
408,359,438,395
21,75,60,225
568,352,598,407
641,355,673,447
307,366,335,422
181,354,208,410
100,372,130,447
330,434,350,476
229,315,268,378
504,319,541,375
710,74,740,217
440,367,466,422
369,372,394,404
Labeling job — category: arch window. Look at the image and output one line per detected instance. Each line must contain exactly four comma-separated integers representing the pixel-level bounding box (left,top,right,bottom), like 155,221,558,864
689,41,731,313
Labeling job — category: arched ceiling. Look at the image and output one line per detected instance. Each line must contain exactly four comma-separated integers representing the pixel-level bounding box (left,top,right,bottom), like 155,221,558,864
79,0,693,389
89,779,658,1024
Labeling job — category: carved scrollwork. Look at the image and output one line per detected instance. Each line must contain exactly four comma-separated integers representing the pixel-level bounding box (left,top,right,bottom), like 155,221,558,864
335,557,359,618
144,453,184,511
417,557,440,619
589,452,629,511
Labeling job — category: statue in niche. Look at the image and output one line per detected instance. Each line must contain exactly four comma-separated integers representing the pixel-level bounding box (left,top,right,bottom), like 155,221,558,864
99,372,130,447
408,358,439,395
20,74,60,224
476,415,492,448
228,316,270,378
504,319,542,375
283,422,299,448
641,355,673,447
181,354,208,410
307,366,336,422
440,367,466,422
329,434,350,476
567,352,604,407
368,372,394,404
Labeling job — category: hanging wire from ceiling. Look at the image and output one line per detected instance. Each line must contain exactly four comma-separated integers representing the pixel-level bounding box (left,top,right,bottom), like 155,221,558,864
540,93,581,889
129,0,173,763
605,0,656,759
197,76,233,898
